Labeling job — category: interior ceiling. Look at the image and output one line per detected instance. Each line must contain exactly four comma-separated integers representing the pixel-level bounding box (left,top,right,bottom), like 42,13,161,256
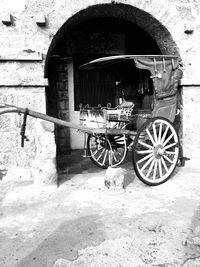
53,17,161,57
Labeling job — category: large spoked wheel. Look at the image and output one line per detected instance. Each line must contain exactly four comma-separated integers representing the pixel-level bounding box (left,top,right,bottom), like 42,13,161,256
87,133,127,169
132,117,180,186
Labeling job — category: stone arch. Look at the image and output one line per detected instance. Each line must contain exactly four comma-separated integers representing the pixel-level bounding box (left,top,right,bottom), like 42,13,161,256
45,3,180,76
44,3,181,158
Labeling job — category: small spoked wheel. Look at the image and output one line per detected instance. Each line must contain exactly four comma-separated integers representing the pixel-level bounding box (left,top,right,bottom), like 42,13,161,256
87,133,127,168
132,117,180,186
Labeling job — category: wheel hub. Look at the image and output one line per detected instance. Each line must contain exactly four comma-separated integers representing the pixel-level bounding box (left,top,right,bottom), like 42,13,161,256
154,144,165,159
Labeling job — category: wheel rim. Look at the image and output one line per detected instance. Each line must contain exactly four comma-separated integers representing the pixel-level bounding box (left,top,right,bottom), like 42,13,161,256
133,118,179,184
88,134,127,168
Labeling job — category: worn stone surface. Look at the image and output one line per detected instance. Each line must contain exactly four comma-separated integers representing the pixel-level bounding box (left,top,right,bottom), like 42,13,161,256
104,166,135,195
4,166,32,182
0,155,200,267
182,86,200,159
105,167,126,194
33,119,57,186
53,258,71,267
0,87,46,180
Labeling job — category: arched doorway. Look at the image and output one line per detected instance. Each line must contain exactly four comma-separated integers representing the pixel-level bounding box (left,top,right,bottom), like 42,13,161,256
45,3,180,160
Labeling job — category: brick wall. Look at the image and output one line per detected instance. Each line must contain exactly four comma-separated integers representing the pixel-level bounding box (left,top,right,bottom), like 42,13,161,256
55,61,70,155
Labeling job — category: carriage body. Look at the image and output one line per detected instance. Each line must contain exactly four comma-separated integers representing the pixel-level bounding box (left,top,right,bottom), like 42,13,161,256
0,55,182,186
79,55,183,185
80,55,182,128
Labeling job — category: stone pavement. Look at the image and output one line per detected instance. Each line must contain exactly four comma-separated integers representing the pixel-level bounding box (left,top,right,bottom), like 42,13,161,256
0,150,200,267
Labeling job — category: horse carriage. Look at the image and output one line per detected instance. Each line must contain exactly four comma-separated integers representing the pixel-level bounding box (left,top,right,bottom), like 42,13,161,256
79,55,183,185
0,55,183,186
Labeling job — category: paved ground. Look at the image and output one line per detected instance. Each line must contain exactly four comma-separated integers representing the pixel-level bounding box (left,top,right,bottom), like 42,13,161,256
0,151,200,267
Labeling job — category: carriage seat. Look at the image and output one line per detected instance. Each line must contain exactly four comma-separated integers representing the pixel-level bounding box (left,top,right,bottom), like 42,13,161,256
117,100,135,109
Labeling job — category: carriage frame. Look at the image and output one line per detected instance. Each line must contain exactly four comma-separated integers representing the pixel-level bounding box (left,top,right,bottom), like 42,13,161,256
0,55,184,186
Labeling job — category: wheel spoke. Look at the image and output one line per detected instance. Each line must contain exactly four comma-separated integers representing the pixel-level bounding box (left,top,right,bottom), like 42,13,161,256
136,149,153,154
114,136,123,141
140,155,154,172
161,125,169,144
92,148,98,156
163,132,174,147
158,122,163,143
114,148,123,156
112,150,119,163
137,152,154,164
161,157,169,173
109,149,114,165
153,159,158,180
164,142,177,150
97,148,106,161
89,133,127,168
138,140,153,149
153,122,158,143
163,154,174,164
158,159,163,178
102,149,108,165
146,158,156,179
146,128,156,146
165,150,176,155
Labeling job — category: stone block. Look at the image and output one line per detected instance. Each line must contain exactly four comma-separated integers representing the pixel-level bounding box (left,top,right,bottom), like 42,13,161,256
57,110,69,120
35,14,46,27
57,91,68,100
32,158,57,187
57,127,70,138
182,86,200,158
184,21,194,34
55,64,64,72
56,82,66,91
2,13,12,26
34,119,56,159
4,166,32,182
57,100,68,110
192,236,200,246
35,119,55,133
33,119,57,186
104,167,126,195
58,73,68,81
53,258,71,267
0,62,47,86
57,137,70,154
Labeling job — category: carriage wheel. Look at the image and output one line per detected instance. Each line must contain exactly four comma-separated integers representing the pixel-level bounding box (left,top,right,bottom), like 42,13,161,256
87,133,127,169
132,117,180,186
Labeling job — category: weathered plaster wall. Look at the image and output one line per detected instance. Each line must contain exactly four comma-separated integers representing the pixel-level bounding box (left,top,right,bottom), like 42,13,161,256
182,86,200,159
0,87,46,180
0,0,199,178
1,0,200,83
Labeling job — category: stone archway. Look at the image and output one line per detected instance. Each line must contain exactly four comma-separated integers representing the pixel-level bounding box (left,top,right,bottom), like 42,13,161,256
44,3,180,161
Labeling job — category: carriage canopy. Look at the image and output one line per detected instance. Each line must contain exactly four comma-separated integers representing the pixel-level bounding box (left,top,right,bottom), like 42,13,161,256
80,55,183,99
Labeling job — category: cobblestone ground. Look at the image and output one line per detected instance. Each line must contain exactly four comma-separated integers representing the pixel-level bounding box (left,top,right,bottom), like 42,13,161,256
0,151,200,267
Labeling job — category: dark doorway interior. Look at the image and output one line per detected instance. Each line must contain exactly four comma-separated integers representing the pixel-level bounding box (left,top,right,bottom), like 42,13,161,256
46,15,162,158
63,18,161,110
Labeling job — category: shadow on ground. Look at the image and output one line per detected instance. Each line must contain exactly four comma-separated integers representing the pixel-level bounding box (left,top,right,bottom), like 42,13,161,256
57,149,133,186
17,215,106,267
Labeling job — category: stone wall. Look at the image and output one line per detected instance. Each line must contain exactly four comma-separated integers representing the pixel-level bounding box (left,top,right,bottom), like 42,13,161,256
0,86,46,181
55,60,70,155
0,0,200,178
182,86,200,159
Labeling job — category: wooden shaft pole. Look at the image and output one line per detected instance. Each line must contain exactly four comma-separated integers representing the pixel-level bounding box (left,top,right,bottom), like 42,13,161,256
0,104,136,136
